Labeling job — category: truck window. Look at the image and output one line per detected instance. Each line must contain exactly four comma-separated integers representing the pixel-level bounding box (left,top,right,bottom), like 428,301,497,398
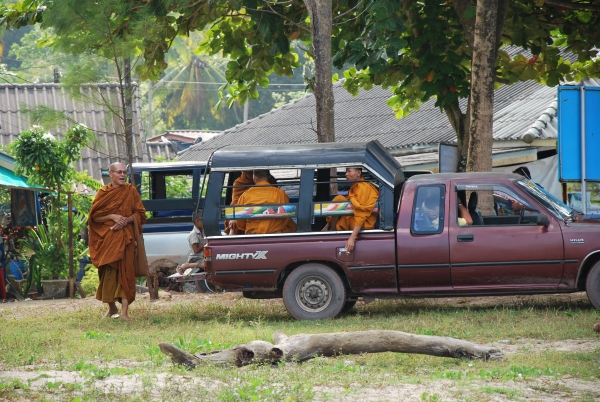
139,171,194,200
136,168,200,221
218,169,301,235
412,185,445,234
311,167,381,232
456,184,538,226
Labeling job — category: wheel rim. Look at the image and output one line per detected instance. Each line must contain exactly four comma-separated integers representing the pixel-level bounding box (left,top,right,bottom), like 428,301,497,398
295,275,332,313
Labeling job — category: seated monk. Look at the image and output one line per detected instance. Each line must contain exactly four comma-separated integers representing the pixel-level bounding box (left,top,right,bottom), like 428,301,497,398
323,167,379,252
226,170,277,235
228,170,297,235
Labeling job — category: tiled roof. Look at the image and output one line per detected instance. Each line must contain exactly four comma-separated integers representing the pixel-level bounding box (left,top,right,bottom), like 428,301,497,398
0,83,149,182
178,78,561,162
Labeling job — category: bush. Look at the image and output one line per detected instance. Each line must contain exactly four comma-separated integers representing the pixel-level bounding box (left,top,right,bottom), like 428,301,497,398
81,265,99,296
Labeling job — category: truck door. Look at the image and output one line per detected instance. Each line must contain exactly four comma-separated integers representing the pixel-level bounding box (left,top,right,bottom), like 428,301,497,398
397,184,452,292
449,183,564,289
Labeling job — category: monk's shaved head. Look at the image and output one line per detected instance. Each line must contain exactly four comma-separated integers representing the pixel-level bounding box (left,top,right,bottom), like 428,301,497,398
110,162,126,171
108,162,128,187
253,170,270,181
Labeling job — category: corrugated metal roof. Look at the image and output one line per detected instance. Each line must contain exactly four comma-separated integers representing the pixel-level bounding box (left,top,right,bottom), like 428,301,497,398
178,77,562,162
0,83,150,182
147,129,222,143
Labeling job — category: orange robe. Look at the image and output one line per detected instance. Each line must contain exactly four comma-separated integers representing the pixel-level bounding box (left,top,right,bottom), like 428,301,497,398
333,179,379,230
231,171,255,205
89,183,147,304
236,181,297,234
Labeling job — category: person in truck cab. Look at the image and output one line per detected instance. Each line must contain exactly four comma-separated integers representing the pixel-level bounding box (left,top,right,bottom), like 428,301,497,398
323,167,379,252
457,190,473,226
414,195,441,231
176,209,206,275
228,170,297,235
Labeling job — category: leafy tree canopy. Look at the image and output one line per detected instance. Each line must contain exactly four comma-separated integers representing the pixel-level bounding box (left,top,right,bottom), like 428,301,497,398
4,0,600,127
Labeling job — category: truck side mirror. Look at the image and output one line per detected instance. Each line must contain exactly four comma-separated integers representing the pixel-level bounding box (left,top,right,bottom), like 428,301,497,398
536,214,550,227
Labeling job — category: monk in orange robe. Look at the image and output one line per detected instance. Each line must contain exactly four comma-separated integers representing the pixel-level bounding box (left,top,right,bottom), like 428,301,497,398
89,162,147,321
227,170,278,234
228,170,296,235
231,171,255,205
324,167,379,252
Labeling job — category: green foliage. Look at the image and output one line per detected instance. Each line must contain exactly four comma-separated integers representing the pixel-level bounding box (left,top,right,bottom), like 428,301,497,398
335,1,600,118
10,124,91,288
9,125,91,191
22,209,88,283
7,25,90,83
80,265,98,296
23,224,65,282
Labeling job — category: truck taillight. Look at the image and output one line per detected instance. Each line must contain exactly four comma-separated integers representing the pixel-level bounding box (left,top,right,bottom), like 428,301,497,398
204,247,212,271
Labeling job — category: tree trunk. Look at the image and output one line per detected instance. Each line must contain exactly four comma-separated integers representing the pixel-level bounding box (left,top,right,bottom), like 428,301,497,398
466,0,499,172
444,101,470,172
304,0,334,143
159,330,504,368
68,191,74,298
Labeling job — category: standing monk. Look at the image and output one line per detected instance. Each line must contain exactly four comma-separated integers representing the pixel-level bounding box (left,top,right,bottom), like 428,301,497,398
324,168,379,252
88,162,147,321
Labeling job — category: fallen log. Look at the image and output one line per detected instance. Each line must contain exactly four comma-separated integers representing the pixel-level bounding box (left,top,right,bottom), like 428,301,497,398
159,330,503,368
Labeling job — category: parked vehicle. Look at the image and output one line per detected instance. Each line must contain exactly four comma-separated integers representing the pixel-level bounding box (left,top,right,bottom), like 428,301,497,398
196,140,600,320
131,161,212,291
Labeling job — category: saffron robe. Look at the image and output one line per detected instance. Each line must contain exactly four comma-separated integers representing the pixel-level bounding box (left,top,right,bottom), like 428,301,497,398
231,171,255,205
236,181,297,234
89,183,147,304
333,179,379,230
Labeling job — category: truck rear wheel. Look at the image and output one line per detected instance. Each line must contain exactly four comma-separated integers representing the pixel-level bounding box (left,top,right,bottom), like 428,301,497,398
195,279,216,294
283,263,346,320
586,261,600,310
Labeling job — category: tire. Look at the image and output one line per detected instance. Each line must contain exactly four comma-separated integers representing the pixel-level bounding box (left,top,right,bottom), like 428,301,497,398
282,263,346,320
585,261,600,310
195,279,216,294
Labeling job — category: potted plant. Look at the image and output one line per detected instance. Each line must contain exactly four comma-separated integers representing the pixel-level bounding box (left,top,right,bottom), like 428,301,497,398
10,125,92,297
23,208,90,298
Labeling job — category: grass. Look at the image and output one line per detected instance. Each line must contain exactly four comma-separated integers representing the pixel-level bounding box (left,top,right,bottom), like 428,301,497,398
0,293,599,401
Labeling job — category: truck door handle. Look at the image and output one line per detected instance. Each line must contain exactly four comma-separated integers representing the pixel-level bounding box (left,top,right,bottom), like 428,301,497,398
457,234,474,242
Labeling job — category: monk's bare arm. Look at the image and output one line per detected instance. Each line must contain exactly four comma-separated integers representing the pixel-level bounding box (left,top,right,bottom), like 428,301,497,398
346,225,361,252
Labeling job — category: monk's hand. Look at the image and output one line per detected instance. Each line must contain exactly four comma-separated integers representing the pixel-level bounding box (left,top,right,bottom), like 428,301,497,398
111,214,128,230
228,220,238,233
346,236,356,253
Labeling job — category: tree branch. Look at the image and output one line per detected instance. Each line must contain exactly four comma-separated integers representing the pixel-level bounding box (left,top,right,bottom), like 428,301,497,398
160,330,504,368
452,0,475,50
332,0,367,22
242,2,311,34
544,0,600,11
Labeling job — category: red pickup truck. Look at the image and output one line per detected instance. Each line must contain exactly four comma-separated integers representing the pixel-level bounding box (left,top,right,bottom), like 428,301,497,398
197,141,600,320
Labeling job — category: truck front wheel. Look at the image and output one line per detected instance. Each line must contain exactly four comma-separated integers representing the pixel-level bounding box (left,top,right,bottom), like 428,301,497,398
283,263,346,320
586,261,600,310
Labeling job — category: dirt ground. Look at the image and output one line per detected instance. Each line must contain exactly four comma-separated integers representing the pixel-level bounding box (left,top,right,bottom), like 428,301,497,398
1,291,599,401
